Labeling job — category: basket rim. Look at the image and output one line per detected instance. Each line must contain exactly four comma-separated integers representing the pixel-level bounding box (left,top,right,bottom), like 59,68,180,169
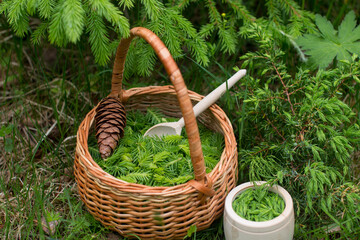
75,86,237,195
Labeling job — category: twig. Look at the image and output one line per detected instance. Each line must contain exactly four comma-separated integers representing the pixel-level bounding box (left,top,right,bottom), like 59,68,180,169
271,61,296,115
0,78,62,100
289,87,305,96
25,99,74,123
265,114,286,142
330,77,348,98
63,135,77,143
32,120,57,154
263,96,287,101
283,0,301,17
0,35,13,44
22,48,34,70
251,147,270,156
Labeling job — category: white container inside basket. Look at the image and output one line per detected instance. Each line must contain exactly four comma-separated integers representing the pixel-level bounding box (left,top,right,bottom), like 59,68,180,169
224,181,295,240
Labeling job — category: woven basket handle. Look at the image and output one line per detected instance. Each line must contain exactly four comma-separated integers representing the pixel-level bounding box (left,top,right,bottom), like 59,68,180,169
111,27,213,196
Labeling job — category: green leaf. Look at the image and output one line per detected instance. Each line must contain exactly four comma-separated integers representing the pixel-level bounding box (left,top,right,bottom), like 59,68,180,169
5,138,14,153
0,124,14,137
338,11,357,43
297,11,360,69
315,14,337,41
186,225,197,238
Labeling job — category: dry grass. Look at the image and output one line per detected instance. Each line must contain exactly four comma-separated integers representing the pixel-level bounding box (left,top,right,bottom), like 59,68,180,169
0,38,225,239
0,41,121,239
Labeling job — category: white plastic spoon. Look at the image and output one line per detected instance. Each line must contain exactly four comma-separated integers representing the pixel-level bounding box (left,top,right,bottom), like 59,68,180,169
144,69,247,137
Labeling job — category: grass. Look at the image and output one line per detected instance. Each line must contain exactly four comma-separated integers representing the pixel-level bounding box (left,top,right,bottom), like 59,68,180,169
0,30,235,239
1,4,360,239
0,36,112,239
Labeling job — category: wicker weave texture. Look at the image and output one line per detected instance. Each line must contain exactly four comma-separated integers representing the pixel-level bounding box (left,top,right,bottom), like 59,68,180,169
74,27,238,239
75,88,237,239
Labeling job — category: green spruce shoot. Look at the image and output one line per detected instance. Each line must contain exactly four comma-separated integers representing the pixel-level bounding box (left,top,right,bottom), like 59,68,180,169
89,109,224,187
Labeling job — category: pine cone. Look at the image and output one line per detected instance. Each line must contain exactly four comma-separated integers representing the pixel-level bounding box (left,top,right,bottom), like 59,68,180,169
95,96,126,159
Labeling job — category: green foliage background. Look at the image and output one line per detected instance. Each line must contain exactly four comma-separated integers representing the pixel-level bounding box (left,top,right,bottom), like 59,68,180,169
1,0,360,239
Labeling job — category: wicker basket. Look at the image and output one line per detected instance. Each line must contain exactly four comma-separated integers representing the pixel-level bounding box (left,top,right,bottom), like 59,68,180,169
74,27,238,239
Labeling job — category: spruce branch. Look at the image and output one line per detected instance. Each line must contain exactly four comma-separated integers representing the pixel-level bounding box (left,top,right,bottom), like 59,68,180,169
62,0,85,43
176,0,191,10
224,0,256,23
118,0,135,9
89,0,130,37
48,0,67,46
87,12,111,66
6,0,29,37
26,0,37,15
31,22,49,45
38,0,55,19
141,0,165,20
280,0,301,17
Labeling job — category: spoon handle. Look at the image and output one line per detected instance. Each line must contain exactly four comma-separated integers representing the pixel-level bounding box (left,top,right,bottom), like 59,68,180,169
178,69,247,128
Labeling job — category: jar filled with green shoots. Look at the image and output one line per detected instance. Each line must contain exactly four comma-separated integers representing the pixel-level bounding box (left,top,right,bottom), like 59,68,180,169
232,185,285,222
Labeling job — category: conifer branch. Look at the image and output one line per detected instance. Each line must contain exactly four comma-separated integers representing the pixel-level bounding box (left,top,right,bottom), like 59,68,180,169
38,0,55,19
270,60,296,115
87,12,111,66
62,0,85,43
281,0,301,17
224,0,256,23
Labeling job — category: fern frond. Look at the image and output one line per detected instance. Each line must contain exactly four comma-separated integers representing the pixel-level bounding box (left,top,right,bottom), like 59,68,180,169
86,12,111,65
62,0,85,43
166,175,193,186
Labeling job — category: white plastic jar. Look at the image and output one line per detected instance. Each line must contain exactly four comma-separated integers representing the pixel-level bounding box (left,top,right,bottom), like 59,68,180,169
224,181,295,240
